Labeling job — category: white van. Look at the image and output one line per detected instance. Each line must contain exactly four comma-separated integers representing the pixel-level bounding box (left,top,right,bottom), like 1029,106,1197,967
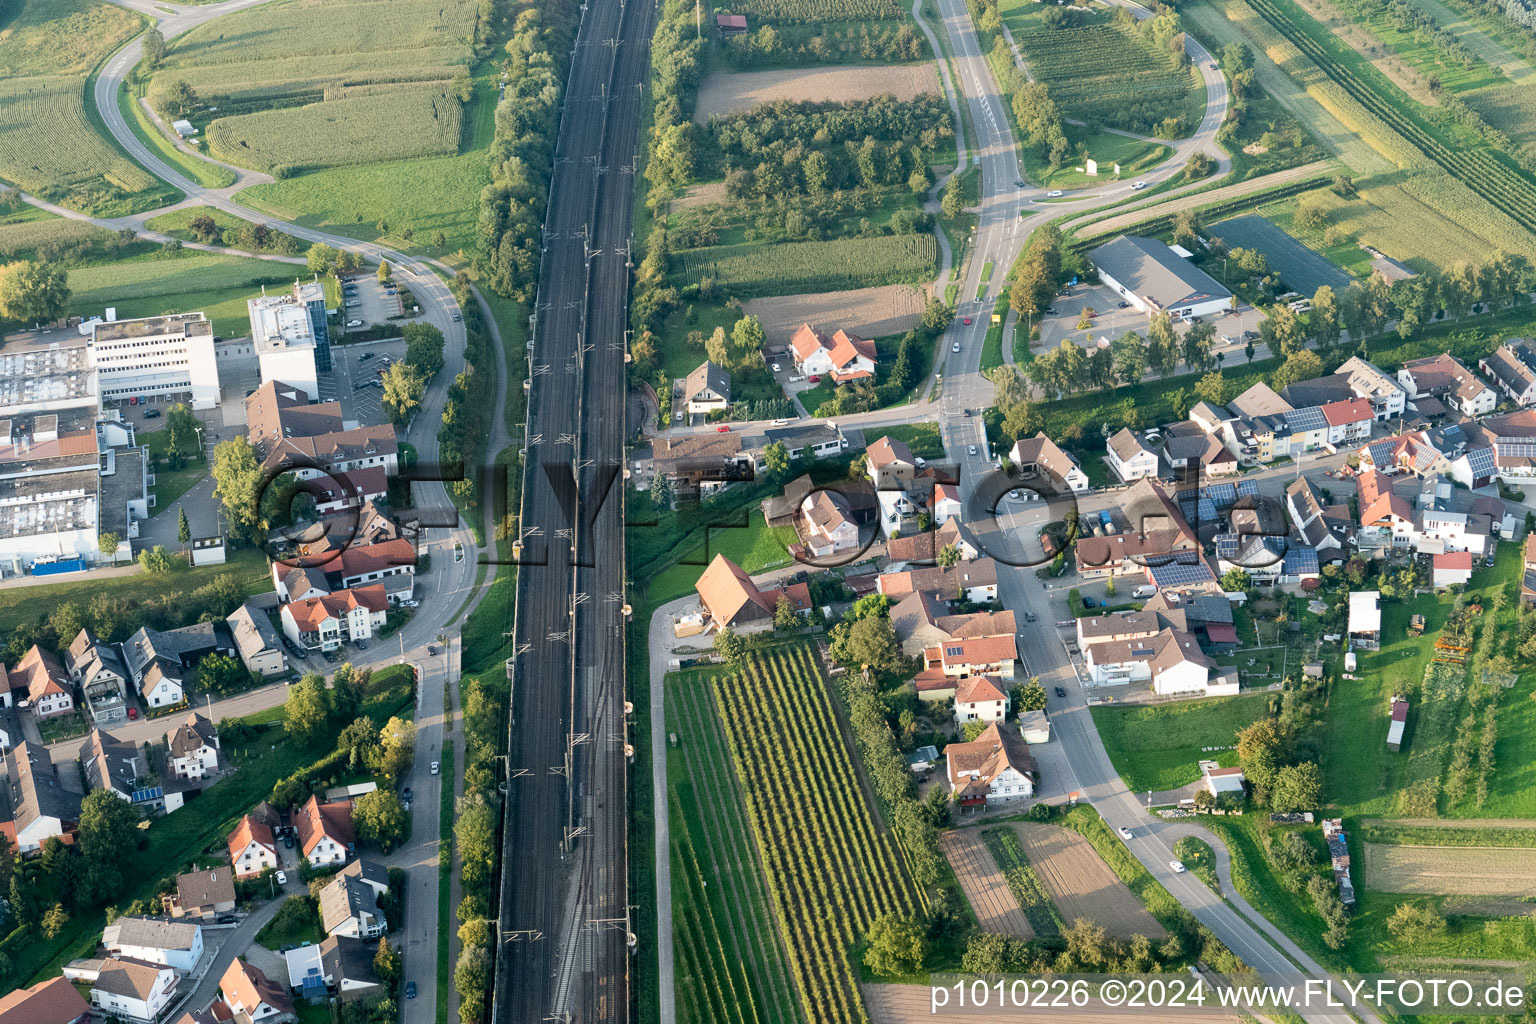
1132,584,1157,599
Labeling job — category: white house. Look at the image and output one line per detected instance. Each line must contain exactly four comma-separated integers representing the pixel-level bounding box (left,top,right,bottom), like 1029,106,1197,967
953,676,1009,727
1397,353,1498,417
166,713,219,781
280,585,389,652
1321,398,1374,445
682,361,731,416
89,958,179,1023
296,795,355,867
227,814,279,879
1010,433,1090,494
1106,428,1159,482
102,917,205,975
1,741,81,854
932,482,963,525
284,935,383,1003
946,723,1036,808
226,604,288,678
878,559,1000,604
318,874,386,939
1480,342,1536,408
1083,628,1224,696
1415,509,1490,556
1200,760,1245,797
220,959,293,1023
790,323,878,382
798,490,860,558
12,645,73,719
1432,550,1475,588
140,663,184,710
1348,591,1381,650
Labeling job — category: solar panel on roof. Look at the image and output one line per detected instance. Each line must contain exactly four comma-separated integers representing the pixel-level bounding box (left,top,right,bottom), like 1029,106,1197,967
1465,447,1496,475
1180,500,1198,522
1286,407,1328,432
1204,482,1237,506
1235,480,1259,497
1284,547,1319,574
1215,534,1239,558
1148,560,1216,587
132,787,163,802
1497,441,1536,459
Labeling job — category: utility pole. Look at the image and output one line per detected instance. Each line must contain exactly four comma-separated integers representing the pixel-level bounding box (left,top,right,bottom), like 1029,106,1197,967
695,0,700,37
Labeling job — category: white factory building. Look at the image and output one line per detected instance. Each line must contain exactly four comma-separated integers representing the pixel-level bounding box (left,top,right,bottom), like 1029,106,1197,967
89,311,221,410
1087,235,1233,320
251,281,332,401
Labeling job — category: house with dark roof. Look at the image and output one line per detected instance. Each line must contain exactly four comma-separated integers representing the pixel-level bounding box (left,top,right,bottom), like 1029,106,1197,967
80,727,148,805
945,723,1036,807
682,361,731,417
226,604,288,679
102,916,205,974
123,623,235,710
168,867,236,920
65,629,130,723
1084,629,1227,696
0,740,81,852
166,713,219,781
1074,479,1198,578
284,935,383,1003
877,558,999,603
1010,433,1088,493
1087,235,1232,319
1398,353,1497,418
318,872,386,939
1479,341,1536,408
88,957,179,1023
694,554,811,634
1106,428,1158,482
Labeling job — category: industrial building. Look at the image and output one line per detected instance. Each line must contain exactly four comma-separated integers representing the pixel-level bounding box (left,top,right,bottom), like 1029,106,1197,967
89,312,220,410
1087,235,1233,320
250,280,332,401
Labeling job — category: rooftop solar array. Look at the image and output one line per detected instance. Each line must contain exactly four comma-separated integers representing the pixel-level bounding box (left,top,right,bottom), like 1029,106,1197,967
1286,406,1328,433
1465,447,1497,476
1284,547,1319,574
1148,559,1217,587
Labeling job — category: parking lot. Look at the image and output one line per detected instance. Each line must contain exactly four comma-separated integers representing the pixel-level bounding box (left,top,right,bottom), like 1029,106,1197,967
211,336,405,432
1033,281,1268,363
339,274,405,329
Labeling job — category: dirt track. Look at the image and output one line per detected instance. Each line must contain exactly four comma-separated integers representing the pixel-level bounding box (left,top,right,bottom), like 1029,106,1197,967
1070,160,1332,239
694,64,942,123
863,984,1241,1023
1010,824,1166,940
940,830,1034,939
745,284,925,344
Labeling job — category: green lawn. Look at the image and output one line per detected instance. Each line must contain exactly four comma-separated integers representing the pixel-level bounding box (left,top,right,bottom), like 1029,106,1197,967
151,462,208,511
255,896,323,948
67,252,295,338
1091,693,1270,793
1038,125,1172,189
647,519,800,608
118,84,236,190
0,547,270,634
875,421,945,460
145,206,301,253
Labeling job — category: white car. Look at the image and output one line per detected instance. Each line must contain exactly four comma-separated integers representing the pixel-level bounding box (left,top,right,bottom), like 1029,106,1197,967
1118,826,1133,840
771,363,781,372
345,319,363,328
1132,181,1148,190
951,342,961,353
1046,189,1064,197
968,445,978,456
1170,860,1186,873
431,761,441,775
275,870,288,885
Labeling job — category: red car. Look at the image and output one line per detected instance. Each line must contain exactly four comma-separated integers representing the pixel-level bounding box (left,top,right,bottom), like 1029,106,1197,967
127,707,138,720
808,375,820,383
963,317,973,325
716,425,731,433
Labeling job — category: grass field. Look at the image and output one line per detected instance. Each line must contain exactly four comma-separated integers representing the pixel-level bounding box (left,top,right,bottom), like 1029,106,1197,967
1040,126,1172,189
668,665,805,1024
118,84,237,190
0,211,116,260
144,206,298,253
1091,693,1270,793
0,0,142,76
671,234,939,298
646,518,801,606
1209,213,1353,293
875,421,945,460
67,252,296,338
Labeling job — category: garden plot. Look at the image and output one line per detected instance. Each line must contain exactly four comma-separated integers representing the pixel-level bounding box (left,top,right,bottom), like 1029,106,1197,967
694,64,941,124
744,285,925,345
1010,823,1167,940
940,830,1034,939
1362,843,1536,896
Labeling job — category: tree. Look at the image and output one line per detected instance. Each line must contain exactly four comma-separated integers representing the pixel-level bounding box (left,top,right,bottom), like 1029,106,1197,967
851,593,891,620
1236,717,1287,795
649,472,674,511
98,532,120,558
1294,194,1329,231
1272,349,1323,391
1183,319,1217,371
1015,680,1048,712
1147,314,1180,376
41,903,68,940
454,945,492,1024
455,798,496,892
155,79,199,117
763,440,789,478
1310,285,1340,348
1194,370,1226,406
403,322,447,378
773,593,801,632
376,717,417,779
941,175,964,219
78,788,138,903
1386,902,1446,945
284,674,331,746
377,260,392,284
921,297,952,331
1219,567,1252,591
381,361,428,424
1185,151,1213,180
829,614,906,674
731,315,766,366
211,437,265,544
1269,761,1322,812
864,914,925,976
176,507,191,550
306,243,339,275
1111,333,1147,385
197,653,249,696
353,790,409,851
1172,210,1201,249
374,935,403,986
713,627,746,666
138,545,174,574
142,28,166,67
1261,304,1307,358
937,543,961,567
704,326,730,368
338,717,380,771
0,261,70,324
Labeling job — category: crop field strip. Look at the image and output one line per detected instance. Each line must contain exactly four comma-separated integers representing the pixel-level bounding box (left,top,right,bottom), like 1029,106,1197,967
732,0,909,21
0,77,169,202
1008,823,1168,940
1241,0,1536,233
1011,23,1197,127
981,828,1063,937
669,672,804,1024
939,830,1034,939
672,234,938,297
1362,842,1536,895
714,647,919,1024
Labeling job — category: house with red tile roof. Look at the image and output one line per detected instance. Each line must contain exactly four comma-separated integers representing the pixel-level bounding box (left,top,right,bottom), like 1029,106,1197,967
11,645,72,719
922,633,1017,680
219,959,293,1023
280,586,388,652
228,814,279,879
954,676,1009,727
694,554,811,634
789,323,877,383
1432,550,1474,588
1320,397,1374,445
946,723,1036,807
0,975,90,1024
295,794,355,867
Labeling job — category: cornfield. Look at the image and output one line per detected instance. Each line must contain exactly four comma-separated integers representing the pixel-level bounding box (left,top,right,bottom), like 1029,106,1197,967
733,0,908,23
0,76,162,200
714,648,919,1024
673,234,937,298
0,217,115,261
205,85,463,174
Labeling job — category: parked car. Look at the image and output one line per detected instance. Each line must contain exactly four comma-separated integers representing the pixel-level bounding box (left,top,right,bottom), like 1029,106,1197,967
1132,584,1157,599
127,707,138,720
1082,596,1097,609
807,375,820,383
405,983,417,1000
359,351,374,360
715,425,731,433
276,870,288,885
1024,611,1037,623
770,362,781,372
402,786,413,802
1117,301,1130,309
346,319,364,328
142,408,161,419
1044,306,1057,315
1169,860,1186,873
1055,686,1067,698
1046,190,1064,197
431,761,441,775
356,640,367,650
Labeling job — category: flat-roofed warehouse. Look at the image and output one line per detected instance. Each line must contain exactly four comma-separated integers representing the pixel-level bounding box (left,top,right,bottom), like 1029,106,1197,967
1087,235,1233,320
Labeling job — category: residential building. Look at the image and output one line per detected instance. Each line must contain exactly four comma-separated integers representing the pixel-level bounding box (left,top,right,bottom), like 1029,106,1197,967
932,481,962,524
1200,760,1245,796
797,489,860,558
1359,430,1450,479
1387,696,1408,751
1432,550,1474,588
295,794,355,867
167,867,236,920
877,558,999,603
789,323,877,382
275,565,330,603
693,554,811,634
1019,709,1051,744
1348,591,1381,650
1334,356,1409,421
65,629,130,723
865,435,917,489
1086,235,1232,318
1009,433,1089,493
90,312,220,410
309,466,388,516
1075,608,1188,651
122,623,232,710
318,873,385,939
1106,428,1159,482
946,722,1036,807
280,585,389,652
1083,629,1226,695
1320,397,1374,445
645,433,749,500
921,633,1018,680
743,421,858,472
244,381,343,460
953,676,1009,726
1478,409,1536,483
102,917,205,974
891,593,1015,658
1522,534,1536,603
1397,353,1497,418
1074,478,1198,577
682,361,731,417
284,935,383,1003
89,958,178,1023
80,727,148,805
1415,507,1490,556
12,645,73,718
1479,341,1536,408
0,740,81,852
221,959,294,1023
884,517,981,565
250,281,331,400
228,814,279,879
226,604,288,678
0,976,91,1024
166,714,219,781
